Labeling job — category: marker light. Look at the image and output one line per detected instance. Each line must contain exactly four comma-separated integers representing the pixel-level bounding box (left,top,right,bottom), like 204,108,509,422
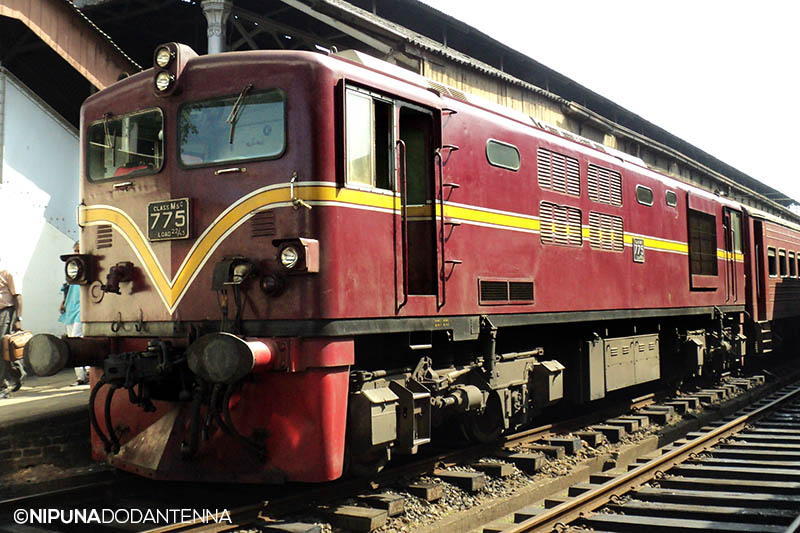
155,47,173,68
155,71,173,92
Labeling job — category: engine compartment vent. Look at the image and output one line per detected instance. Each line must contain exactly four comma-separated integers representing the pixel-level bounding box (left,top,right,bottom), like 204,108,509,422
588,211,624,252
95,225,113,249
251,210,276,238
479,279,534,305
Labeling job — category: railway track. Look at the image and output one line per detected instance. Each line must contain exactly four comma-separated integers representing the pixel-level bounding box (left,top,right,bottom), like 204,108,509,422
491,382,800,533
0,370,792,533
148,372,779,533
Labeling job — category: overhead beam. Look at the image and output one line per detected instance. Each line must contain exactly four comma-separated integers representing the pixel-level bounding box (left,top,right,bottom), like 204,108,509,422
0,0,140,89
231,18,263,50
232,6,338,52
275,0,418,69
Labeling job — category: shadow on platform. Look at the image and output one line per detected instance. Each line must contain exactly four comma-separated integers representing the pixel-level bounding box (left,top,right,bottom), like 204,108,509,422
0,369,89,427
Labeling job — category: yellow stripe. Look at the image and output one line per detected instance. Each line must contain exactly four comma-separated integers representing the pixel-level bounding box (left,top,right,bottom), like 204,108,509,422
81,186,294,312
81,206,173,300
717,250,745,262
84,182,742,312
623,234,689,254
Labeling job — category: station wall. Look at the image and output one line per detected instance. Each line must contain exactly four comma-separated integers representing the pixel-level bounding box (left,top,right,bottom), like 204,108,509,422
0,70,79,336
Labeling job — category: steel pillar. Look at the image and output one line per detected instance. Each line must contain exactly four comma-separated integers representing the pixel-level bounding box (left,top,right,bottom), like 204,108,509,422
202,0,233,54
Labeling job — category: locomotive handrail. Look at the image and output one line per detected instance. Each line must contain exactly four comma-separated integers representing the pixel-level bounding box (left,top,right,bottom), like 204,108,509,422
435,149,447,310
397,139,409,311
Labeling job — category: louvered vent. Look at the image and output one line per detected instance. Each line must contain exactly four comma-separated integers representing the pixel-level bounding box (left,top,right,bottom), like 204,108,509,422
447,87,468,101
479,279,534,304
588,212,624,252
427,81,448,96
426,81,468,101
509,281,534,301
587,164,623,206
537,148,580,196
251,211,276,238
479,280,508,302
95,225,113,249
539,201,582,247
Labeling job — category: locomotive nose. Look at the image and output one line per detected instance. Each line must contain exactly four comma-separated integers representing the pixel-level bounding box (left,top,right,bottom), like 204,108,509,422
187,332,277,384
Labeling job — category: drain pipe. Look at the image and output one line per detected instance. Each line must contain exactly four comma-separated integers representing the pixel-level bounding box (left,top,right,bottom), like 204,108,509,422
201,0,233,55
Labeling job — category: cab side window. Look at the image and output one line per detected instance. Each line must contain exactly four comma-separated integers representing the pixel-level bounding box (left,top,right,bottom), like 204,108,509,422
345,89,392,190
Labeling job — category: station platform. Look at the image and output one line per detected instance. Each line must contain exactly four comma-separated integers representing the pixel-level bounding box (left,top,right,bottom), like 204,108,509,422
0,369,89,427
0,369,93,481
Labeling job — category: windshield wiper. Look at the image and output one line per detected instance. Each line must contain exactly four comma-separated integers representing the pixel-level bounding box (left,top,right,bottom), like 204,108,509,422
226,83,253,144
103,112,116,165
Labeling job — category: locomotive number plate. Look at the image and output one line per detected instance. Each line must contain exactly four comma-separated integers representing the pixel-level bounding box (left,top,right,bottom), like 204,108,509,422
147,198,190,241
633,237,645,263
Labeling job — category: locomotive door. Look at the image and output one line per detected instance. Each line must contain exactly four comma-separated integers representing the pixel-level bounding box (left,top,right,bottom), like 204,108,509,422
397,104,438,303
723,208,742,303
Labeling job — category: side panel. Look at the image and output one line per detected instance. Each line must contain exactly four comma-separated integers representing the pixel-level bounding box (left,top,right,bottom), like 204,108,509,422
761,219,800,321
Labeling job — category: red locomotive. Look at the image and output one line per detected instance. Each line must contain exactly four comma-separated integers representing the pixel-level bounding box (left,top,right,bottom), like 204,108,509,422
23,43,799,483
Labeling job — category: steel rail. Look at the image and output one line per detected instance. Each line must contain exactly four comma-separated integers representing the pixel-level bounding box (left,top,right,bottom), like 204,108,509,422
505,383,800,533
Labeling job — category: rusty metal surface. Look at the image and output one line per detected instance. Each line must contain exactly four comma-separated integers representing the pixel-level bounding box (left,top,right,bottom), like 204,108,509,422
0,0,139,89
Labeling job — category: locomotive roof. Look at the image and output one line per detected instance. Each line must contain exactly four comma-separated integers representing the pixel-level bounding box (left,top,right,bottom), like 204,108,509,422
328,49,743,212
83,47,747,216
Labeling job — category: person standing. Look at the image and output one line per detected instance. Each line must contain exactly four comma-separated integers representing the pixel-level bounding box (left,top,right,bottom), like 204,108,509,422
59,242,88,386
0,258,23,398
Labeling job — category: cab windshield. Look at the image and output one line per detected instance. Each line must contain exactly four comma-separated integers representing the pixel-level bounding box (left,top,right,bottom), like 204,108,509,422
178,89,285,167
87,109,164,181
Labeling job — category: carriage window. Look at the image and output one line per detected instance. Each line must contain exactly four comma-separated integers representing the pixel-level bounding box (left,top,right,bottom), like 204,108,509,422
767,248,777,277
729,210,742,253
179,89,285,167
790,252,797,277
687,209,717,276
345,89,392,189
87,108,164,181
636,185,654,206
665,190,678,207
486,140,520,171
779,249,788,277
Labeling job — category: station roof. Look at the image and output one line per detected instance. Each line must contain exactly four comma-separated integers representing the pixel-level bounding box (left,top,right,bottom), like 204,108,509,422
4,0,796,215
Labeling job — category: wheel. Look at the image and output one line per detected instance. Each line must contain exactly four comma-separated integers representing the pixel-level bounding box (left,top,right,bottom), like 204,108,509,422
460,392,504,443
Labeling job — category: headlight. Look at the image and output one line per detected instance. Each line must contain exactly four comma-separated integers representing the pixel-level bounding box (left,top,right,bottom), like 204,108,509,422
155,71,173,92
155,47,172,68
279,246,299,269
65,258,84,281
